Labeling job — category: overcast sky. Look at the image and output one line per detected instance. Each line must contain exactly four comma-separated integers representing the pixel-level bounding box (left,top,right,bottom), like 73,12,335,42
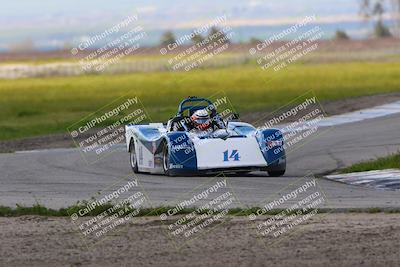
0,0,362,30
0,0,383,50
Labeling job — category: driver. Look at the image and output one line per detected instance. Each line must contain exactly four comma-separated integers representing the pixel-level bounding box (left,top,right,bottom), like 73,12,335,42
189,109,214,134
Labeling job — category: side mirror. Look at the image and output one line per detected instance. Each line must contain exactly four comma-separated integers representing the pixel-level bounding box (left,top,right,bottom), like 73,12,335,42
226,113,240,125
232,113,240,120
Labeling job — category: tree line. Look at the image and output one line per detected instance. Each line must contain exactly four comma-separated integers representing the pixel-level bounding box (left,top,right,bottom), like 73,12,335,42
160,1,400,45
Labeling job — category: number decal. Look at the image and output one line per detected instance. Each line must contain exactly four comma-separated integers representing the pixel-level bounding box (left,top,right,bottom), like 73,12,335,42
223,150,240,161
223,150,229,161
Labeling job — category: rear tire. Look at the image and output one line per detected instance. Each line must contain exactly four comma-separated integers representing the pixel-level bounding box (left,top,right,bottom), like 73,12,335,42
129,140,139,173
162,143,171,176
268,170,285,177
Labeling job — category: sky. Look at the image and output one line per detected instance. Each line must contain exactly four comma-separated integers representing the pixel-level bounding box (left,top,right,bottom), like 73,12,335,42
0,0,388,51
0,0,361,29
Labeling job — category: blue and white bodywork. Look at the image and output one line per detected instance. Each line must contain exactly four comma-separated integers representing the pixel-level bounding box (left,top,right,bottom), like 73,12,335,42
125,97,286,176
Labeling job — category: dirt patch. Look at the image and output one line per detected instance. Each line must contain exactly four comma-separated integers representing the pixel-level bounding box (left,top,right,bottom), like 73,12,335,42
0,128,101,153
0,213,399,266
1,92,400,153
242,92,400,126
320,93,400,116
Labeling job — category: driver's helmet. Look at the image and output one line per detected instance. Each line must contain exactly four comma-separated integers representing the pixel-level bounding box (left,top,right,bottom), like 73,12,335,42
191,109,211,130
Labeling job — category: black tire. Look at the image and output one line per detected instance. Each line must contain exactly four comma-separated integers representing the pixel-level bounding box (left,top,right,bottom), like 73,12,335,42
162,143,171,176
129,140,139,173
267,170,285,177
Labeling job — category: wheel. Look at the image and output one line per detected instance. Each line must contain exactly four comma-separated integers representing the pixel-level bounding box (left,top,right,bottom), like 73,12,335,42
267,170,285,177
162,143,171,176
129,140,139,173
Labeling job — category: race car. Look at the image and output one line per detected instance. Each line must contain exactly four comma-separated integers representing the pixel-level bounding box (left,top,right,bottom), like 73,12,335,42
125,96,286,176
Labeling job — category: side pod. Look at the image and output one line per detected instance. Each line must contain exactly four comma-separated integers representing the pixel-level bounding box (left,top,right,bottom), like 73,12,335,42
257,128,286,168
164,132,198,175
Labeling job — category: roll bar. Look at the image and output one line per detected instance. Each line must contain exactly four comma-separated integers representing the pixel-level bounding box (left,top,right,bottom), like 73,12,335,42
177,96,215,116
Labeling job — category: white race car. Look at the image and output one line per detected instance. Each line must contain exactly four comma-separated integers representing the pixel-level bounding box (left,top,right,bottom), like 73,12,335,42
125,96,286,176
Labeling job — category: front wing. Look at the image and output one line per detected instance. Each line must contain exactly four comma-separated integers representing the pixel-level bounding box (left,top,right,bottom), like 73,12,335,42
166,130,285,176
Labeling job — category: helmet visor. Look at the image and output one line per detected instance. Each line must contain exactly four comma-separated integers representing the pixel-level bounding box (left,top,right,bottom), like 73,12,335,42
195,118,209,124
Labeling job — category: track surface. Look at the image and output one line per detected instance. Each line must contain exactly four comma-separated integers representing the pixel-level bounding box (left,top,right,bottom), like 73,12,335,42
1,113,400,209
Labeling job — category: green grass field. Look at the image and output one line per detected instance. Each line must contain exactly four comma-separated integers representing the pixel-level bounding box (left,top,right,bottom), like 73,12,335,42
341,153,400,173
1,60,400,140
0,203,397,216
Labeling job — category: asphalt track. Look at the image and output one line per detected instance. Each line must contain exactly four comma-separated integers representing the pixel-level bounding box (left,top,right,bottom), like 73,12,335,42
1,113,400,209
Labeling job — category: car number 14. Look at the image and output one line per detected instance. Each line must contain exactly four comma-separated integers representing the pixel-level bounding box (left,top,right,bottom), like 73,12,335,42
223,150,240,162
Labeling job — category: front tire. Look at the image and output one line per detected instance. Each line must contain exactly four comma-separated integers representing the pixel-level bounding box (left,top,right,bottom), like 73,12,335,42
129,140,139,173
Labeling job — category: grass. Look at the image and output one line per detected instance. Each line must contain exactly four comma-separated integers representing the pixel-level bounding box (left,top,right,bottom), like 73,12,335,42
1,60,400,140
0,202,299,217
1,203,399,217
341,153,400,173
0,203,274,217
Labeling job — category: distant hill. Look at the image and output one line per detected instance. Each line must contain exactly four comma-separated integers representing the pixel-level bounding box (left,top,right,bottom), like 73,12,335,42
0,0,394,52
